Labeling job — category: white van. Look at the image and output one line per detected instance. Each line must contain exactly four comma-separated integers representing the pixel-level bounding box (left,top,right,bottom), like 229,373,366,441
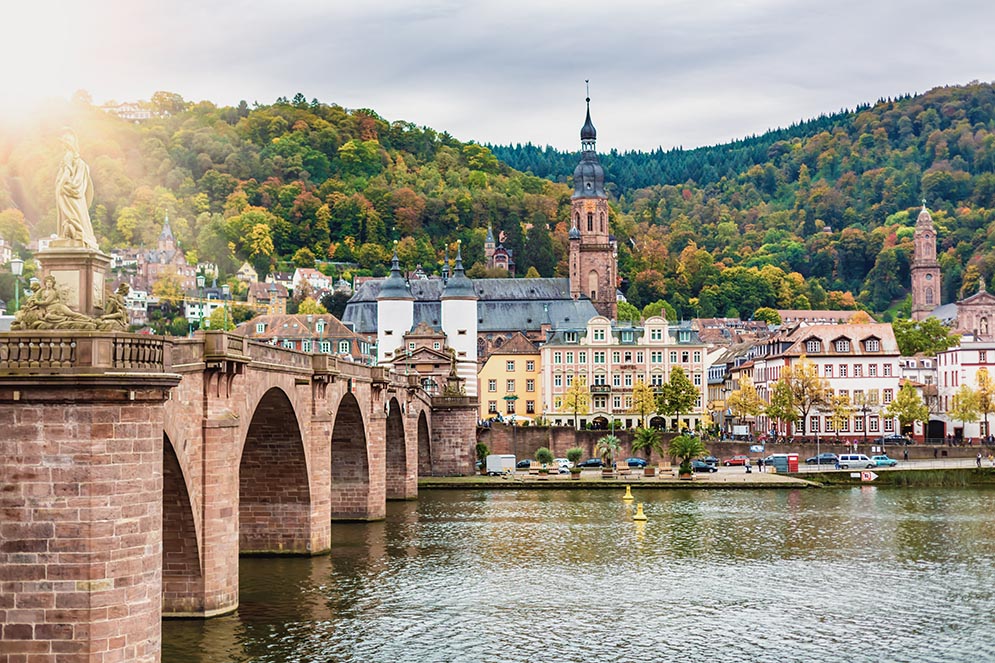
837,453,875,469
485,454,516,475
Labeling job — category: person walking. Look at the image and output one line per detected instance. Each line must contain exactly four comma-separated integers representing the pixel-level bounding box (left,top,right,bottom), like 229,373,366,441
934,447,938,460
977,452,982,468
903,448,909,462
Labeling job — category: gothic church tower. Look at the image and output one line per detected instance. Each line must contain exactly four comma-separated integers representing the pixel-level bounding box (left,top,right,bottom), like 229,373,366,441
911,203,941,321
568,93,617,319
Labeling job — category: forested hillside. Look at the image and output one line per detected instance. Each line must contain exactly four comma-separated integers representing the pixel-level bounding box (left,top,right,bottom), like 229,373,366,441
496,82,995,318
3,83,995,321
0,93,566,289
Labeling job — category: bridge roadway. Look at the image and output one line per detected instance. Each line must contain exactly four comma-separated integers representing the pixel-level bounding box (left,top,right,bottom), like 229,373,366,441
0,330,477,662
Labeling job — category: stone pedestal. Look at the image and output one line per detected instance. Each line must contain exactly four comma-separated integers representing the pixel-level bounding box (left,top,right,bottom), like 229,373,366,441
37,244,112,316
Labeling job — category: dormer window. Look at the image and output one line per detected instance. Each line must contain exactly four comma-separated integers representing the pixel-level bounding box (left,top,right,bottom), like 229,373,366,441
593,329,605,342
805,339,821,353
564,332,578,343
835,339,851,353
255,323,265,334
316,320,325,333
650,328,662,341
621,331,633,343
865,339,880,352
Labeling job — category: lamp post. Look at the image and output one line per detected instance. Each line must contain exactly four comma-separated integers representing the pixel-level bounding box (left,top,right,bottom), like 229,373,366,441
221,283,230,331
10,257,23,312
196,273,206,330
860,403,870,453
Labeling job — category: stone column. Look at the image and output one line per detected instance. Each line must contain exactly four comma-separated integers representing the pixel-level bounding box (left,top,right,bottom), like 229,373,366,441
429,396,480,476
0,333,179,663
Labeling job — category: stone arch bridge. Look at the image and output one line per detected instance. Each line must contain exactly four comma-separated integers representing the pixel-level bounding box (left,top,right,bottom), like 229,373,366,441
0,331,477,662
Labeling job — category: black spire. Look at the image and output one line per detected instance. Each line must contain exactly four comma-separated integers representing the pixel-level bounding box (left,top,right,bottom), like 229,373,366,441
581,80,596,143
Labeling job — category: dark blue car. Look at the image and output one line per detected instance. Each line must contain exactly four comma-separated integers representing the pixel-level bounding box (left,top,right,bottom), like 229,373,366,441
576,458,603,468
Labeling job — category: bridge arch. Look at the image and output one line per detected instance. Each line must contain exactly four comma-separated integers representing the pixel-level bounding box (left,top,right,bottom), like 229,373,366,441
330,391,370,519
239,386,312,553
417,409,432,476
162,432,203,615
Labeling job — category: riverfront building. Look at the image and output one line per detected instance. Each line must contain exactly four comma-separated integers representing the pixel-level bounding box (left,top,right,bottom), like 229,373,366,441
752,323,903,438
936,340,995,439
477,332,542,423
539,316,709,430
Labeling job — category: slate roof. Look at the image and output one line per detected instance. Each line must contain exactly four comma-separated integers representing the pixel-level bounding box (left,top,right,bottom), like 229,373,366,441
342,276,599,334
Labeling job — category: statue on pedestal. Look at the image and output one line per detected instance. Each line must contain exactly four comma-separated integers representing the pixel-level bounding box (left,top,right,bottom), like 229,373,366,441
98,283,129,331
12,275,97,331
55,129,98,250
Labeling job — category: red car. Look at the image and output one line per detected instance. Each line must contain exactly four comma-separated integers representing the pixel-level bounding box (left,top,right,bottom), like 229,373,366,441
723,455,751,466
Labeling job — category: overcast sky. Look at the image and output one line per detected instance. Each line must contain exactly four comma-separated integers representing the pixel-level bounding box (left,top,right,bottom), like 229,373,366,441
3,0,993,151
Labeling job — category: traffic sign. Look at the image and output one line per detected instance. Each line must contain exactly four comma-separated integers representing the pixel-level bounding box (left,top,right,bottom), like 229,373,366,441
861,471,878,482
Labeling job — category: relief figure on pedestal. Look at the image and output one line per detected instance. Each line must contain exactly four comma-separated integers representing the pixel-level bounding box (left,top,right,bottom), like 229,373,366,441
55,129,99,249
98,283,130,331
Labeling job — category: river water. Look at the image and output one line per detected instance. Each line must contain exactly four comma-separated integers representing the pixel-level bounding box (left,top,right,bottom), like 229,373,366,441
162,487,995,663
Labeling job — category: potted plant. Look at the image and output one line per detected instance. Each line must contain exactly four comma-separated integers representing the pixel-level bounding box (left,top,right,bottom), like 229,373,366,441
669,434,708,480
476,442,490,475
595,434,621,478
567,446,584,480
535,446,554,478
631,427,662,477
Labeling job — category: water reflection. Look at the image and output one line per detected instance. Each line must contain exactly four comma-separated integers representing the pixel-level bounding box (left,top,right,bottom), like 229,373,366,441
163,488,995,663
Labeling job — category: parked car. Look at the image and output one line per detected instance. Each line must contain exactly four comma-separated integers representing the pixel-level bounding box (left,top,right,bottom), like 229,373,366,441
623,457,648,468
837,453,876,469
723,455,751,466
876,434,911,445
576,458,603,468
872,454,898,467
700,455,720,466
805,453,839,465
553,457,573,469
691,460,719,473
516,459,532,469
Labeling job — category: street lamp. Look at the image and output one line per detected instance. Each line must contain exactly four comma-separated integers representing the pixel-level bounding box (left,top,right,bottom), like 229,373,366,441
196,273,206,330
10,257,23,312
860,403,870,453
221,283,230,331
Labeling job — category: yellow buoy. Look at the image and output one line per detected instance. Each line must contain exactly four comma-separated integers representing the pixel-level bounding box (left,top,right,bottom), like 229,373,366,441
622,485,634,501
633,503,648,521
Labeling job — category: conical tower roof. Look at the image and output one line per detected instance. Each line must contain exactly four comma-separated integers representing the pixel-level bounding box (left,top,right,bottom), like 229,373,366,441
442,243,476,299
377,247,413,300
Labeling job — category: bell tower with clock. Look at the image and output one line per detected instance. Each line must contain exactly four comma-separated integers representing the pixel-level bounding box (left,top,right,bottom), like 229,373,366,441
911,202,942,321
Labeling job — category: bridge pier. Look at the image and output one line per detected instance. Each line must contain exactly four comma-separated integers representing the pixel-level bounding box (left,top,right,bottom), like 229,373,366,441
0,334,179,663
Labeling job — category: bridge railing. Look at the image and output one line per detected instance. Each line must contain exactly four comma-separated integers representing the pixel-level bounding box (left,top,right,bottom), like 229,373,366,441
0,332,167,374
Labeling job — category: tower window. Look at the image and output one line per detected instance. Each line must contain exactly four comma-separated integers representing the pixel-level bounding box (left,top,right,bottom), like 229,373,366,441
600,212,605,232
925,286,934,305
587,212,593,232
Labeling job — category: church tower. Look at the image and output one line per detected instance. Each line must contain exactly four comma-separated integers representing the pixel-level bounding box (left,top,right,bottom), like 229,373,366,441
911,202,941,321
568,91,617,320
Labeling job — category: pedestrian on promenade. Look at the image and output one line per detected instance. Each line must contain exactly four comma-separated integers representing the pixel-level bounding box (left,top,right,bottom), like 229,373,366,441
934,447,938,459
758,457,765,472
903,448,909,462
977,452,982,468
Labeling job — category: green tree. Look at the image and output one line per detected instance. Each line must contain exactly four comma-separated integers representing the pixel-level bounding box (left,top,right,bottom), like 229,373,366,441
566,447,585,466
292,247,316,269
617,301,641,324
628,380,658,427
520,216,556,277
561,375,590,430
884,382,929,436
752,307,781,325
152,272,185,307
892,317,960,357
949,384,979,434
207,306,236,331
657,367,699,431
476,442,490,473
668,434,708,475
630,427,662,462
0,209,30,246
643,299,677,322
534,446,554,468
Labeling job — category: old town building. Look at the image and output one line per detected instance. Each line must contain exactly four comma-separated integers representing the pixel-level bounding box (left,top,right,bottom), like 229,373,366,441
477,332,541,423
236,313,375,363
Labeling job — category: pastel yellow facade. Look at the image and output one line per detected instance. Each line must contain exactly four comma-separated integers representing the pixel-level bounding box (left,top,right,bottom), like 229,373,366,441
477,345,542,424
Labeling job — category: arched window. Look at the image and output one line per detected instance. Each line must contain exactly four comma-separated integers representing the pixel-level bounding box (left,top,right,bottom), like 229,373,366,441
587,212,594,232
925,286,934,305
600,212,605,233
574,212,579,228
588,270,598,301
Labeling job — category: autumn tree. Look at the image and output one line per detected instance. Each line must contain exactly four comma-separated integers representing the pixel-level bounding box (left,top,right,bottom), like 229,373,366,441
829,393,855,439
561,375,590,430
764,379,797,434
949,384,979,435
657,367,699,431
297,297,328,315
752,307,781,325
726,375,765,431
884,382,929,437
773,357,829,437
628,380,658,428
976,368,995,437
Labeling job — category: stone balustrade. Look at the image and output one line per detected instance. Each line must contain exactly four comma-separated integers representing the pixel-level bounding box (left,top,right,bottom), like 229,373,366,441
0,332,167,374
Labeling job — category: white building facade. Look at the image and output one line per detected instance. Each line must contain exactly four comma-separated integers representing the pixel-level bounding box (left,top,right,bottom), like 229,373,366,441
937,341,995,440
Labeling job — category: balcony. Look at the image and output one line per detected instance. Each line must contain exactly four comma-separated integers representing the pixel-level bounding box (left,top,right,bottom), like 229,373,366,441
590,384,611,394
